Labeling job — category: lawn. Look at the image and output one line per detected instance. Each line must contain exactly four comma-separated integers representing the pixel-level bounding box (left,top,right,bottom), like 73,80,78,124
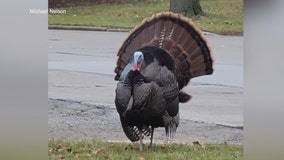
48,139,243,160
48,0,243,35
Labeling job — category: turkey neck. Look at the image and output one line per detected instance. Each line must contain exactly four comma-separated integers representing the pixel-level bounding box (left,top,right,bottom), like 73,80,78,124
126,70,149,112
127,70,145,95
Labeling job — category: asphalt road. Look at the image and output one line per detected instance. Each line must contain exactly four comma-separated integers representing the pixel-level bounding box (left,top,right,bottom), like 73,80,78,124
48,29,243,144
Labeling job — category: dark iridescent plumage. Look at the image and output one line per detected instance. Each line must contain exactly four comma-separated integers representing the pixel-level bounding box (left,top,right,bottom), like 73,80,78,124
114,12,214,151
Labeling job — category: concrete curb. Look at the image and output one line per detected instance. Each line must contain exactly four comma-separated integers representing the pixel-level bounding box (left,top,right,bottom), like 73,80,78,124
48,25,221,36
48,25,131,32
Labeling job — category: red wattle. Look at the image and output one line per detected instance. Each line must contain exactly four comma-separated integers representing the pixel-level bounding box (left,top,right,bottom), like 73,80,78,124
132,64,137,71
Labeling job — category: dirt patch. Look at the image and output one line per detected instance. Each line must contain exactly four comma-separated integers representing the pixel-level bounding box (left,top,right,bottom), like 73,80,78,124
48,98,243,144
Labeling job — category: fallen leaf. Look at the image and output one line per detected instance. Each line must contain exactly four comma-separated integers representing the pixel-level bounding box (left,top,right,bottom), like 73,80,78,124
94,148,105,155
192,141,201,146
192,141,206,149
50,144,68,153
126,156,132,160
48,148,53,153
139,156,146,160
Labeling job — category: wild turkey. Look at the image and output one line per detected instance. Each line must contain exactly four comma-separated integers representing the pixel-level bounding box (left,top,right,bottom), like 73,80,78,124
114,12,214,151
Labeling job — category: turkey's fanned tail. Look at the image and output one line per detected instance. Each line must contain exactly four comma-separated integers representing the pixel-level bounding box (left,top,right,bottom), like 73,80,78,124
114,12,214,92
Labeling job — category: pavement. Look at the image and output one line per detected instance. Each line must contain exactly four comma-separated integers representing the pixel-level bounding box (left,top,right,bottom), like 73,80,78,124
48,28,243,144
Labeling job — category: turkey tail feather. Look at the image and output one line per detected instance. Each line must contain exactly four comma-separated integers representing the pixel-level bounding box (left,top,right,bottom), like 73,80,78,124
114,12,214,91
120,116,151,141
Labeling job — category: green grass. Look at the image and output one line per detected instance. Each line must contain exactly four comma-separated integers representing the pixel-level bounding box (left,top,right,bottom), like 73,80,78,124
197,0,243,35
48,139,243,160
48,1,169,29
48,0,243,35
